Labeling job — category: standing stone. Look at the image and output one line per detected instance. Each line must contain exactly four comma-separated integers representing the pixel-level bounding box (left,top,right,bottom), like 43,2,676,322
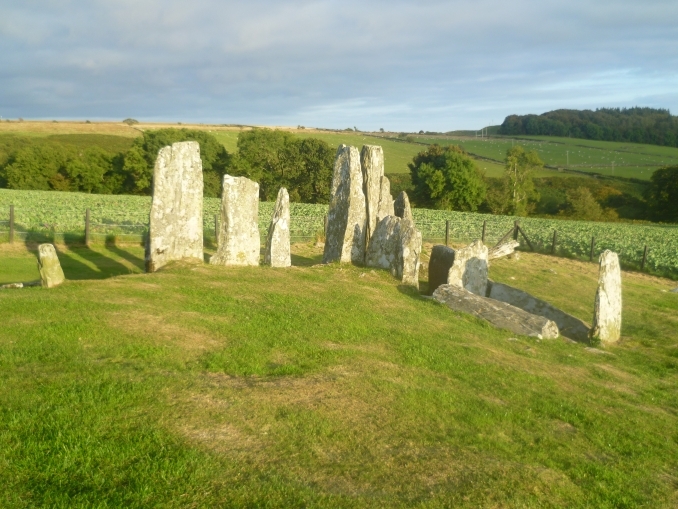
376,176,395,221
590,250,622,344
37,244,65,288
396,219,422,288
488,240,520,261
394,191,413,222
365,215,401,270
428,245,456,295
146,141,203,272
264,187,291,268
361,145,385,242
447,240,489,296
210,175,260,266
323,145,367,264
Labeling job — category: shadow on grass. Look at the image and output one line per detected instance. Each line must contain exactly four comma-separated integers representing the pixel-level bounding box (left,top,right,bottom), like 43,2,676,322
397,283,434,303
291,253,322,267
104,237,145,271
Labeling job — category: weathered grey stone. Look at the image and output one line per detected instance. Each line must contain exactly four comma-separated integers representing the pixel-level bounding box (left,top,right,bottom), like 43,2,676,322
447,240,488,296
1,283,23,289
487,280,591,342
433,284,559,339
264,187,291,268
428,245,456,295
590,250,622,344
488,240,520,261
146,141,203,272
323,145,367,264
37,244,65,288
394,191,413,222
210,175,260,266
396,218,422,288
361,145,385,242
365,215,401,271
376,176,395,222
670,287,678,294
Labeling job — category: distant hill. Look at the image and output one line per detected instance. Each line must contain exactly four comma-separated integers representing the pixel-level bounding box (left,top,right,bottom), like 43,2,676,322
498,107,678,148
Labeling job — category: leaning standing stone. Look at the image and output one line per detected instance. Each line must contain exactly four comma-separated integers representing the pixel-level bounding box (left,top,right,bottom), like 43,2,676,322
37,244,65,288
396,219,422,288
447,240,489,296
394,191,413,222
323,145,367,264
361,145,385,242
210,175,260,266
146,141,204,272
264,188,291,268
590,250,622,344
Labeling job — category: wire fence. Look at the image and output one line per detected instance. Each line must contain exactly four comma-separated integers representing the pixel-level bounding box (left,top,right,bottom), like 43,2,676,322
1,207,676,279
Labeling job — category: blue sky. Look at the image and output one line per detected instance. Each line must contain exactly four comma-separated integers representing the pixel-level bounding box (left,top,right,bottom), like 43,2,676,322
1,0,677,131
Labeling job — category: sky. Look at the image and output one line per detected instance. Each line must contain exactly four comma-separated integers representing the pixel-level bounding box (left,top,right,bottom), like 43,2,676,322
1,0,677,131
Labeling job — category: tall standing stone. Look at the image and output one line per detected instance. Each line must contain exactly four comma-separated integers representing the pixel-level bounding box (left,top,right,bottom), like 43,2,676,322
323,145,367,264
396,218,422,288
428,245,456,295
590,250,622,344
376,176,395,222
37,244,65,288
361,145,385,242
447,240,489,296
394,191,413,222
210,175,260,266
146,141,203,272
264,187,291,268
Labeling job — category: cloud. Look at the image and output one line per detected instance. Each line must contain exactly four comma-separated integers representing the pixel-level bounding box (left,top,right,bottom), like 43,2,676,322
0,0,677,129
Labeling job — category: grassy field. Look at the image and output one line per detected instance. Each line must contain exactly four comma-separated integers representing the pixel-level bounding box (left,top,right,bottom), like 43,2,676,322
404,134,678,180
1,241,677,507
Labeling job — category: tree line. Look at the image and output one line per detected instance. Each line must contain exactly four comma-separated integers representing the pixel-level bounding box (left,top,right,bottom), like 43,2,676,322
0,129,335,204
498,107,678,148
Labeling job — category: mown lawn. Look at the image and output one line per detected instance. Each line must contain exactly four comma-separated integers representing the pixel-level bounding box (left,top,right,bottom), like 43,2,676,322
1,242,677,508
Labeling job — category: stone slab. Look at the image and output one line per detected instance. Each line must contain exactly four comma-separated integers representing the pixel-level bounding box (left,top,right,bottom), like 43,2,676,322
487,280,590,342
323,145,367,264
591,250,622,344
394,191,413,222
37,243,65,288
428,245,456,295
264,187,291,267
488,240,520,261
146,141,204,272
397,218,422,288
433,284,559,339
447,240,488,296
210,175,260,266
361,145,385,243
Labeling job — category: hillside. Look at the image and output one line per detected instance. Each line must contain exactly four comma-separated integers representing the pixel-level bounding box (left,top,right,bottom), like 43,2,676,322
1,242,677,507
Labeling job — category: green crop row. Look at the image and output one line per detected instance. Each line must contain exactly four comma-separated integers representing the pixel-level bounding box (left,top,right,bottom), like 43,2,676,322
2,189,677,277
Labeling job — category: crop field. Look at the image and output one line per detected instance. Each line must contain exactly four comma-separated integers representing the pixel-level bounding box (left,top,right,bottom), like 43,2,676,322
407,134,678,180
2,189,677,278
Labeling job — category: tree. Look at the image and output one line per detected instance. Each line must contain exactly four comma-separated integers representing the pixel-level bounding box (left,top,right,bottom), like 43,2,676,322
226,129,333,203
646,166,678,222
408,144,486,211
503,145,542,216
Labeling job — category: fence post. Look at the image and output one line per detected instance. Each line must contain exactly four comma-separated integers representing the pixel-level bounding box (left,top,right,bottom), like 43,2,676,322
641,245,648,270
9,205,14,244
589,236,596,261
214,214,219,245
551,230,557,254
481,220,486,243
445,220,450,246
85,208,91,246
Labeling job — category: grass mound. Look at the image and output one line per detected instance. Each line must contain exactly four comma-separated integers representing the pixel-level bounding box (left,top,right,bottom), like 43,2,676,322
1,243,677,507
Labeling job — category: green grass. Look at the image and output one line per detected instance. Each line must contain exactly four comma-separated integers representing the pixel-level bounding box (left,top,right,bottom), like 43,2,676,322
1,243,677,507
408,135,678,180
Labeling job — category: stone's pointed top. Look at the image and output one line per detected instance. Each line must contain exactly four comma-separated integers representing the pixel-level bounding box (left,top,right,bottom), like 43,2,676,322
265,187,291,268
37,243,65,288
591,250,622,344
323,145,366,264
394,191,413,222
361,145,386,241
